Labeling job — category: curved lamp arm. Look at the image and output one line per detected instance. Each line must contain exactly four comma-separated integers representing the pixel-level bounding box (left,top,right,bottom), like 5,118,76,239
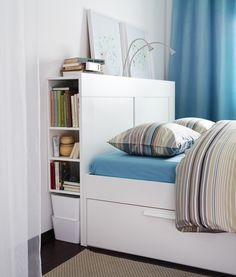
127,41,175,77
122,38,150,76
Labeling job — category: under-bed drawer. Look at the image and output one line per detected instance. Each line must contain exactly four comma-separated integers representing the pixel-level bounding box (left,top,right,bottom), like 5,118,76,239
87,199,236,273
87,199,178,260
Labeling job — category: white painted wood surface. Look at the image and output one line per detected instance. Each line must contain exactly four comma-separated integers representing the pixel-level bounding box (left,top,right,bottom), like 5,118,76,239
87,199,236,275
79,73,236,275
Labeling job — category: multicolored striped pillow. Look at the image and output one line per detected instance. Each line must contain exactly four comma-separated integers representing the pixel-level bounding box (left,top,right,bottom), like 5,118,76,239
173,117,215,134
108,122,200,157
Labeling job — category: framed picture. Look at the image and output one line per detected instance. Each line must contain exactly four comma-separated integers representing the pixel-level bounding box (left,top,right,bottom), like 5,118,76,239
120,23,153,79
87,10,123,76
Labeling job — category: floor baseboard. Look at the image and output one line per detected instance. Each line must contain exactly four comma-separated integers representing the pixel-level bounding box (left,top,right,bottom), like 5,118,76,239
41,229,55,246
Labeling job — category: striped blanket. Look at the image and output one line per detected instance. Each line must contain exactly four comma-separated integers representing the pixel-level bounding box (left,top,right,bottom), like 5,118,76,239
176,121,236,232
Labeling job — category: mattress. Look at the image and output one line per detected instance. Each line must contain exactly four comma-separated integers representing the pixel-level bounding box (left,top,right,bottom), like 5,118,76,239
89,151,184,183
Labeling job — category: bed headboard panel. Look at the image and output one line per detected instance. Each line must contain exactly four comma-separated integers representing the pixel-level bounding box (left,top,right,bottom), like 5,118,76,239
79,73,175,174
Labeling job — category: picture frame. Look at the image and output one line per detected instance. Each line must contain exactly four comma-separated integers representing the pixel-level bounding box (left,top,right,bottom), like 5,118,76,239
87,10,123,76
120,23,153,79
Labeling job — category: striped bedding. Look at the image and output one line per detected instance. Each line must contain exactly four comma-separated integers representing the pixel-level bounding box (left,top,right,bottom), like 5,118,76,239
176,120,236,232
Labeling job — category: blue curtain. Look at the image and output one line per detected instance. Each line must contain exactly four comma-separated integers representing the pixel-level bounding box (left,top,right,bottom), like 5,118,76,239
169,0,236,121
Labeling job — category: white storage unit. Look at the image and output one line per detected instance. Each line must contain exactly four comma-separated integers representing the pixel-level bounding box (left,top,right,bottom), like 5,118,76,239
47,76,82,244
51,194,80,243
52,216,80,244
51,194,80,220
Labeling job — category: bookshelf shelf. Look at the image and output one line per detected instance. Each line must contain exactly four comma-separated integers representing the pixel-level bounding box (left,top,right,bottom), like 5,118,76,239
50,189,80,196
49,157,80,162
49,127,80,131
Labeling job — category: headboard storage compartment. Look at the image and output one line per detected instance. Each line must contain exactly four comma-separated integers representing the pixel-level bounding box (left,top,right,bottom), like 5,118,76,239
79,73,175,174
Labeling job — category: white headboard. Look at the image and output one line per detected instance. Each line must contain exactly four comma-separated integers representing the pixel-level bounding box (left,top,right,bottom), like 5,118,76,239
79,73,175,174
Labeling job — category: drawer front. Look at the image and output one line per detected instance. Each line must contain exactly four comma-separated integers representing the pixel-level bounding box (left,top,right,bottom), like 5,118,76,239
87,199,178,259
87,199,236,274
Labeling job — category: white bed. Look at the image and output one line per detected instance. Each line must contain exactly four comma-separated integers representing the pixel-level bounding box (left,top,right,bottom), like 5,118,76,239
79,73,236,275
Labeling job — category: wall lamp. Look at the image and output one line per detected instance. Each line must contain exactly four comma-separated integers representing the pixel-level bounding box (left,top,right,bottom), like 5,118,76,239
122,38,176,77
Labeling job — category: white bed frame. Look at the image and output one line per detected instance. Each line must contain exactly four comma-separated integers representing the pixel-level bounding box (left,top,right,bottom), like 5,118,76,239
79,73,236,275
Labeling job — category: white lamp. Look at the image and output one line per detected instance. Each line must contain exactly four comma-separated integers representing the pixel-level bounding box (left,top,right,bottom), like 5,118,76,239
122,38,176,77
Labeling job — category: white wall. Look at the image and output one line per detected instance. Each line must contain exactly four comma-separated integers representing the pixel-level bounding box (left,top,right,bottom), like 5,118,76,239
39,0,172,233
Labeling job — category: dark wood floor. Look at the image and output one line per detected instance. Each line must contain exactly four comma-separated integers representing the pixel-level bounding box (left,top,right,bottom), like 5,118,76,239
41,231,232,276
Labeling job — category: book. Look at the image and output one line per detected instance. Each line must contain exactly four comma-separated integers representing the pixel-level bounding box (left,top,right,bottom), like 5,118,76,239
74,94,79,127
52,87,70,91
50,91,55,127
71,94,75,127
63,181,80,186
63,187,80,193
63,63,83,68
54,162,60,190
65,91,72,127
73,142,80,159
69,142,80,159
60,162,70,184
60,93,65,127
69,143,76,159
63,185,80,192
55,91,60,126
64,57,105,65
50,162,56,189
62,64,85,71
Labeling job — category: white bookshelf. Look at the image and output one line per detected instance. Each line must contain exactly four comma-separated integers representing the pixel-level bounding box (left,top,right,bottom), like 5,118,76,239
47,76,81,244
47,77,81,195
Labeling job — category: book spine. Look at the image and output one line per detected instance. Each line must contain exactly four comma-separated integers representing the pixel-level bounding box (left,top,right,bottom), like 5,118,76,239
53,91,57,127
54,161,60,190
59,92,65,127
50,162,56,189
62,64,85,71
63,187,80,193
65,91,72,127
69,143,76,159
50,91,54,127
74,94,79,127
60,93,65,127
63,93,68,127
73,142,80,159
56,91,61,127
71,94,75,127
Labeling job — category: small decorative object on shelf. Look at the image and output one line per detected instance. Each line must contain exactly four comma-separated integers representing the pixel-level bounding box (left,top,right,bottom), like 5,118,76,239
60,135,75,157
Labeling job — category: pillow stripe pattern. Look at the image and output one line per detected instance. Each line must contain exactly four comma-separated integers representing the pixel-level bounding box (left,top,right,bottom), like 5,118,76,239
108,122,200,157
173,117,215,134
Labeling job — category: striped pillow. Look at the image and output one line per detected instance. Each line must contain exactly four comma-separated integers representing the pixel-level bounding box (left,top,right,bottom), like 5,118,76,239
173,117,215,134
108,122,200,157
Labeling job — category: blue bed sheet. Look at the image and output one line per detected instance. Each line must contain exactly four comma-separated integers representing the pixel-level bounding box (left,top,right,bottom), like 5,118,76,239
89,151,184,183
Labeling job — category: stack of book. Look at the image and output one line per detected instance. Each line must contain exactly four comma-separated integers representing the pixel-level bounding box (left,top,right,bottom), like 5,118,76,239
60,57,105,76
50,87,79,127
63,182,80,193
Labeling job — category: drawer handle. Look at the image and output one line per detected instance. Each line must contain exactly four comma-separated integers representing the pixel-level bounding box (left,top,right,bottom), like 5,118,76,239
143,209,175,220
